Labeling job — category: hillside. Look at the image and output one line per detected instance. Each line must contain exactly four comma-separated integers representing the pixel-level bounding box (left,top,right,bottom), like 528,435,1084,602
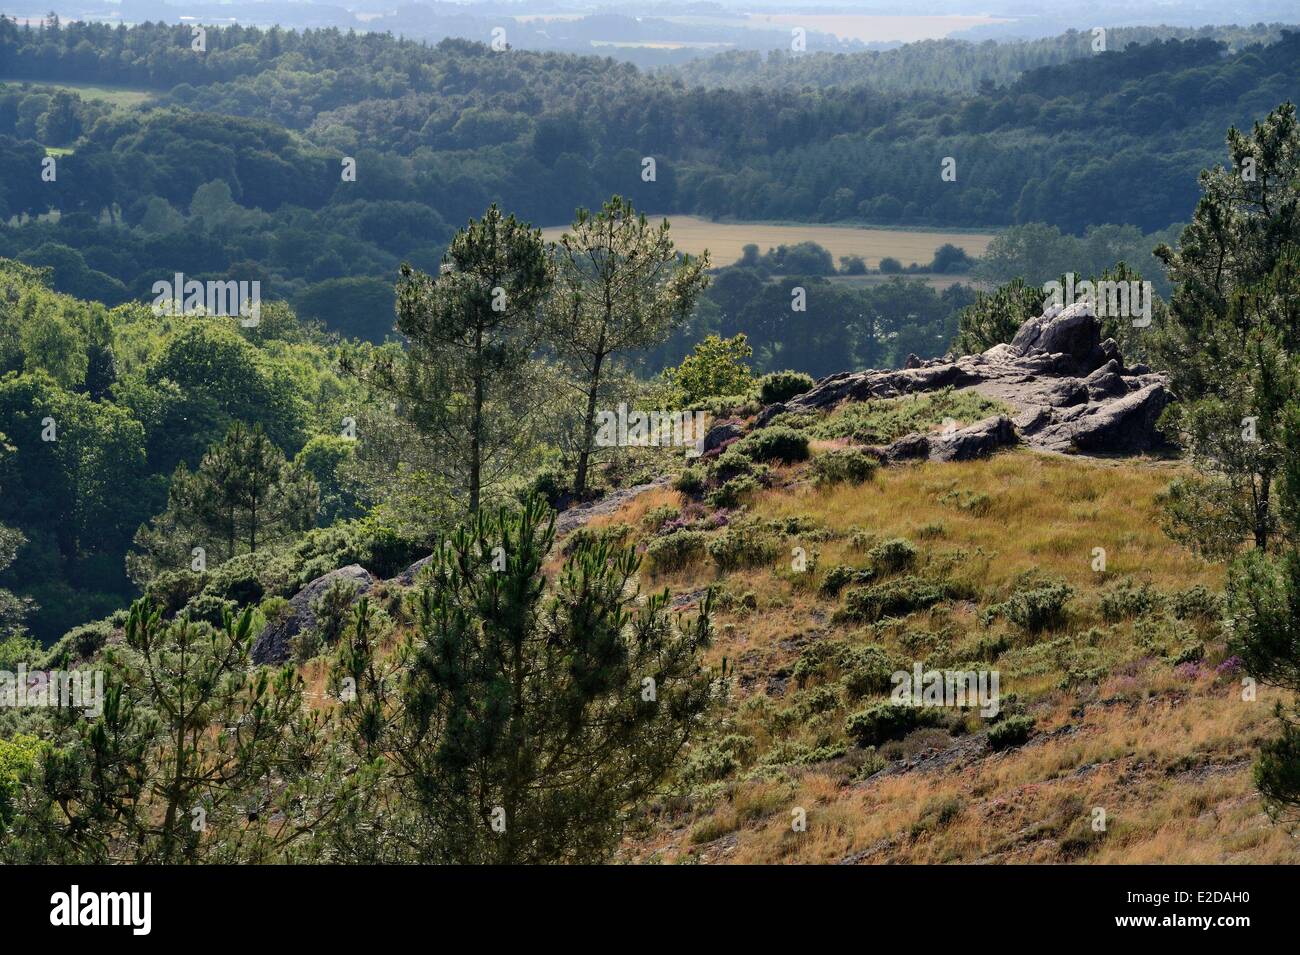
522,309,1287,864
231,303,1290,865
591,455,1294,863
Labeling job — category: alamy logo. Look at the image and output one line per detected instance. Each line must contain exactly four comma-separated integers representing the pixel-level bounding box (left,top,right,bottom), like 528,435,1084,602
50,885,151,935
151,272,261,326
0,664,103,717
1043,273,1153,327
594,404,710,457
891,662,1000,717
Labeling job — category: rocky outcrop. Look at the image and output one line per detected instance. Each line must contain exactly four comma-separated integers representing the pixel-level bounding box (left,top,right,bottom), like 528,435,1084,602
771,301,1172,458
553,476,672,536
251,564,375,665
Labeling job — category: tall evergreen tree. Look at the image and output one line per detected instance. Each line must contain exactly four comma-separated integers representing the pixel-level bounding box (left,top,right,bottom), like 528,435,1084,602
548,198,710,499
130,421,317,582
329,498,718,863
358,205,551,513
1154,103,1300,554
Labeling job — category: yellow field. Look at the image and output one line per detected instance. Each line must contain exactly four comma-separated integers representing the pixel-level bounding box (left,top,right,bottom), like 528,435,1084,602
0,78,153,108
740,14,1013,44
540,215,995,269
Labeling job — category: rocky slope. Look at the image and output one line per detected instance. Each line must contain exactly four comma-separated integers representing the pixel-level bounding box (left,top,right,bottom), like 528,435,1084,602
741,301,1172,462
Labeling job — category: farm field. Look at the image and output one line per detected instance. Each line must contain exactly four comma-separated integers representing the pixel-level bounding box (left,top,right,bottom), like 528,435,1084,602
540,215,995,268
0,78,154,108
736,14,1014,44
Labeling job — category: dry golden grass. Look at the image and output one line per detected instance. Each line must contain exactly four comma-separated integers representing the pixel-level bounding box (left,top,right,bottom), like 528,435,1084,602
602,450,1299,864
753,450,1220,595
539,215,993,269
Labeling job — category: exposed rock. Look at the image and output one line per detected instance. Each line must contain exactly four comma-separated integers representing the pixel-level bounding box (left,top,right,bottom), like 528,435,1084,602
1009,301,1108,372
931,415,1018,462
766,301,1172,459
251,564,375,665
553,476,671,536
876,415,1018,464
395,554,435,586
1033,381,1173,455
701,420,744,454
754,402,786,428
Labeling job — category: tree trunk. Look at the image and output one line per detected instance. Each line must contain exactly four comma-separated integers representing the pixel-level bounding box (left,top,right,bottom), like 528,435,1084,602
573,344,606,500
469,324,484,513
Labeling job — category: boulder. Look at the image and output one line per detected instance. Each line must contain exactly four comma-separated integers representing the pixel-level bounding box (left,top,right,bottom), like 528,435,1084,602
930,415,1018,462
251,564,375,665
877,415,1018,464
1009,301,1106,372
701,420,744,454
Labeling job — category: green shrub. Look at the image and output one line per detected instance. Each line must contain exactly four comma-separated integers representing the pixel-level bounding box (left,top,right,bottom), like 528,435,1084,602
56,620,114,664
561,522,630,556
258,594,292,626
0,633,41,670
869,537,917,575
1171,584,1222,621
1100,579,1163,622
845,701,938,747
524,463,571,507
144,569,209,616
737,426,809,463
840,645,901,698
987,714,1035,750
813,389,1006,445
819,564,872,597
706,474,761,509
673,466,707,495
0,734,45,825
641,504,681,533
681,734,756,785
644,530,708,574
810,447,878,486
840,576,950,623
758,370,815,405
707,521,781,571
710,447,755,483
999,581,1072,634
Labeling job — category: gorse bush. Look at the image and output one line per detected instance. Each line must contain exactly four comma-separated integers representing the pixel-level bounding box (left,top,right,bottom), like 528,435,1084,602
869,537,918,575
644,530,709,574
845,701,939,747
737,426,810,463
706,474,761,509
707,520,781,571
997,581,1073,634
987,715,1035,750
819,564,872,597
810,447,879,486
673,466,707,495
758,370,815,405
839,576,952,623
1100,579,1164,622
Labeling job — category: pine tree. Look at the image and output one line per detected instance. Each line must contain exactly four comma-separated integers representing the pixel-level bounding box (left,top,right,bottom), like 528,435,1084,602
130,420,318,581
329,498,719,863
547,198,710,498
2,602,330,863
356,205,551,513
1154,103,1300,554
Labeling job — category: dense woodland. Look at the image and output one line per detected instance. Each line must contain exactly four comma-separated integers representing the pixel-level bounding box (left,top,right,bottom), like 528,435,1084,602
0,21,1297,347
